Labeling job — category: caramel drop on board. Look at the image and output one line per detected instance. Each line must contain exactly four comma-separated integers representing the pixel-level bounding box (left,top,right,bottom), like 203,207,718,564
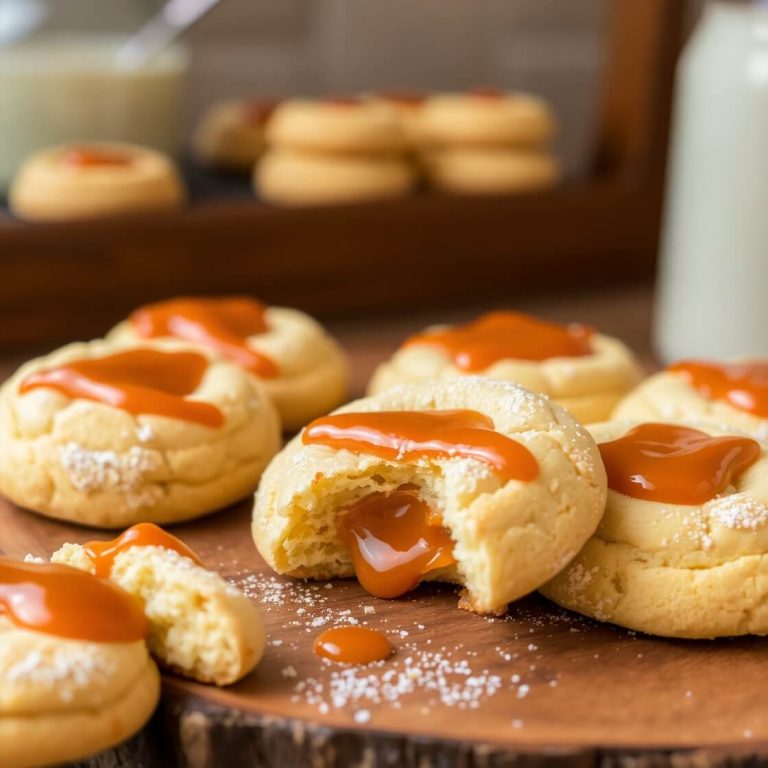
598,422,761,505
85,522,203,578
0,559,147,643
313,626,392,664
19,348,224,429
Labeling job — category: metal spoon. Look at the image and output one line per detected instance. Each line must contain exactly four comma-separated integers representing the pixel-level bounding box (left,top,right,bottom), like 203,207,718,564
116,0,222,70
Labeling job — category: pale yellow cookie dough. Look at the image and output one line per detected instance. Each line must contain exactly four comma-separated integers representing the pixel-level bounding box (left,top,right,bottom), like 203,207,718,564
417,91,556,149
253,378,607,614
0,339,281,528
0,619,159,768
9,142,185,222
256,148,415,206
265,98,407,155
541,420,768,638
110,304,350,432
53,543,265,686
369,323,643,424
614,368,768,441
423,148,560,195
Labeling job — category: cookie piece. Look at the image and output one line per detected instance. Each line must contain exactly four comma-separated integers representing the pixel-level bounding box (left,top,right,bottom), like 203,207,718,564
541,420,768,638
109,296,349,431
9,143,185,221
193,99,279,172
0,340,280,527
253,378,607,615
256,148,415,206
614,360,768,440
369,311,643,423
53,523,265,686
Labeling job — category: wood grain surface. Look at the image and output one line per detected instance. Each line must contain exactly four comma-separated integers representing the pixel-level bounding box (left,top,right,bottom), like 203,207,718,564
3,288,767,767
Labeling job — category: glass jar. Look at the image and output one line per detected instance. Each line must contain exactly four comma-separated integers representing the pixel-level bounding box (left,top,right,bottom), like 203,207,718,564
0,0,188,189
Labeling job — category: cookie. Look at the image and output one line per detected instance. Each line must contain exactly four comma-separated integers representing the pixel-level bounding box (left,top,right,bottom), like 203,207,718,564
0,559,159,767
423,148,559,195
109,296,349,431
368,311,643,423
417,89,556,149
9,143,185,221
53,523,265,686
614,360,768,440
252,378,607,615
256,148,415,206
0,340,280,527
373,90,429,145
541,420,768,638
193,99,279,172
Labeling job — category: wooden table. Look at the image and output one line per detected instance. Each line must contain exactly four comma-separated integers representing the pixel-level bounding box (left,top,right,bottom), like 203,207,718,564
4,287,767,768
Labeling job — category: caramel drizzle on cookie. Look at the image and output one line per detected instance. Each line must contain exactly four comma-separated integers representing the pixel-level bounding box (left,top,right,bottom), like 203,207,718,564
303,408,539,482
598,422,761,505
313,626,392,664
403,311,594,371
0,559,148,642
61,146,134,167
85,523,203,578
338,488,456,599
669,360,768,418
19,348,225,429
130,296,279,378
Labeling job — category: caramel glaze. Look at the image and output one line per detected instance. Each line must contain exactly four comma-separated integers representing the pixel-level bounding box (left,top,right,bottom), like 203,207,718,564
130,296,278,378
61,147,133,167
20,348,224,429
598,422,761,505
339,489,456,599
313,626,392,665
303,409,539,483
404,311,594,371
669,360,768,418
85,523,202,578
377,90,428,106
0,559,147,643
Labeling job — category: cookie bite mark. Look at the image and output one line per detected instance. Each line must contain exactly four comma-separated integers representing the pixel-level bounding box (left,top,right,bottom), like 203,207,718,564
339,488,456,598
669,360,768,418
131,296,278,378
303,409,539,482
0,559,147,642
599,422,761,505
19,348,225,428
314,627,392,664
85,522,202,578
404,311,593,370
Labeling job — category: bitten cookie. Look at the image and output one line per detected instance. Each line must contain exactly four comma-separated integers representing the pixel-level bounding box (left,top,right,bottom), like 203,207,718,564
614,360,768,440
369,310,643,423
253,378,607,615
9,143,185,221
541,420,768,638
193,99,279,172
258,97,415,205
0,559,159,768
53,523,265,686
109,295,349,431
0,340,280,527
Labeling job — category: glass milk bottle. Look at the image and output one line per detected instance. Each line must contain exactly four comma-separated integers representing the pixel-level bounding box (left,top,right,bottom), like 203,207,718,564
655,1,768,361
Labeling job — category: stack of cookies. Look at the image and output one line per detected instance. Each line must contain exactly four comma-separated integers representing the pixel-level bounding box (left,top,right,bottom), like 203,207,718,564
416,88,560,195
256,97,416,206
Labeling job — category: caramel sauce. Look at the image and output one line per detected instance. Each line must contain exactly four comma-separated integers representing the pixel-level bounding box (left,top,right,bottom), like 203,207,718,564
404,311,594,371
0,559,147,643
377,90,428,106
85,523,202,578
339,489,456,598
598,422,761,505
669,360,768,418
303,409,539,482
242,100,280,126
130,296,278,378
19,348,224,429
313,626,392,665
61,147,133,167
